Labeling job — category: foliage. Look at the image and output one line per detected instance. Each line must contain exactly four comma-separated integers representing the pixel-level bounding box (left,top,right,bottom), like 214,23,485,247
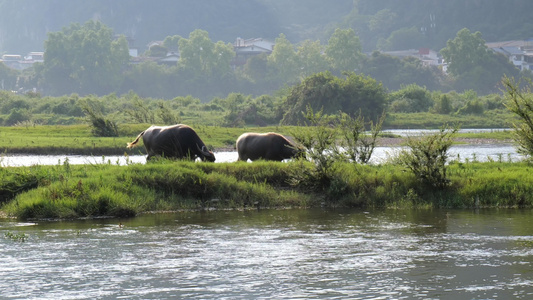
157,101,180,125
125,93,156,123
440,28,520,94
503,76,533,159
0,62,19,91
296,39,329,78
325,28,364,72
398,125,459,189
178,29,235,79
339,111,385,164
390,84,433,113
267,33,300,84
280,72,387,125
290,107,340,189
80,98,119,137
41,20,130,96
360,52,443,92
2,157,533,219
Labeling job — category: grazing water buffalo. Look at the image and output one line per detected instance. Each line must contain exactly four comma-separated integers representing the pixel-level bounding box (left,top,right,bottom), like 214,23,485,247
236,132,303,162
127,124,215,162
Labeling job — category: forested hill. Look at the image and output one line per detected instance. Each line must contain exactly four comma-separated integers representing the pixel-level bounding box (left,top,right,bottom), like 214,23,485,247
0,0,351,53
1,0,533,54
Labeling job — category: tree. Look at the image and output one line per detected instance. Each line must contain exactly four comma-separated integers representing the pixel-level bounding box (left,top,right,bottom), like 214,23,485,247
178,29,235,79
297,40,329,78
42,21,130,96
390,84,433,113
440,28,491,77
378,27,425,51
360,51,443,91
0,63,19,91
163,35,182,51
325,28,364,72
280,72,387,125
267,33,300,84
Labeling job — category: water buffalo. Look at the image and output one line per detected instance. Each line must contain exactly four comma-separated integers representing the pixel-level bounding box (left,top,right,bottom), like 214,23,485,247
236,132,303,162
127,124,215,162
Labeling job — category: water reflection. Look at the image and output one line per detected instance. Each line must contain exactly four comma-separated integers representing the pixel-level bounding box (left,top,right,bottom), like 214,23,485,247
1,209,533,299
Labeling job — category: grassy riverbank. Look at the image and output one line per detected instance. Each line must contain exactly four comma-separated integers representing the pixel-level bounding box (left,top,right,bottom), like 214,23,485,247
1,159,531,220
0,124,514,155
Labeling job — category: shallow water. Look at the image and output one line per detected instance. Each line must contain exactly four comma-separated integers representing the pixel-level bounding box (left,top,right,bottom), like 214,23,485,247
1,209,533,299
0,143,522,167
0,128,522,166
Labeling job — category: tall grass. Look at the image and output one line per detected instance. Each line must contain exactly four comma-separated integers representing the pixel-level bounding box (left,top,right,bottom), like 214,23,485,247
1,158,531,220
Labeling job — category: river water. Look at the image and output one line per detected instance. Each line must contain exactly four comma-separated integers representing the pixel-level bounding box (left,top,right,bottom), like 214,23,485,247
0,128,522,166
0,144,522,166
1,209,533,299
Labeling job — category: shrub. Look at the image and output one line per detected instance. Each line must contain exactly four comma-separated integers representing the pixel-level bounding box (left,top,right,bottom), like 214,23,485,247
398,125,459,189
80,99,119,137
339,111,385,164
503,76,533,159
290,106,340,188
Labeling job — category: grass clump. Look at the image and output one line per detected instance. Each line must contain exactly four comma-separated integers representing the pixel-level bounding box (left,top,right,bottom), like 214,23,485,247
1,160,532,220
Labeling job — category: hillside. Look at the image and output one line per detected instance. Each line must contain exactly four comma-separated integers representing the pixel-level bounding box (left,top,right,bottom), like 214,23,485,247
2,1,533,54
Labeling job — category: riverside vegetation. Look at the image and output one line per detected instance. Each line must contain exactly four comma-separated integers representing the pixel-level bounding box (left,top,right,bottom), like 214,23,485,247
1,110,532,220
1,77,533,219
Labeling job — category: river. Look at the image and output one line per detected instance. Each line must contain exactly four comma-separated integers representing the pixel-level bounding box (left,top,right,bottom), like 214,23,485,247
1,209,533,299
0,143,521,167
0,128,522,166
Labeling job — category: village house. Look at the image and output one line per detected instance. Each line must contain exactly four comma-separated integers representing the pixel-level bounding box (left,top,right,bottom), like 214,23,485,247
486,39,533,72
379,48,443,67
231,37,275,69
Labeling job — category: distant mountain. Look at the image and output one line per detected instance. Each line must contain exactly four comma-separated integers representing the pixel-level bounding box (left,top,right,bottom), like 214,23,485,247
0,0,351,54
2,0,533,55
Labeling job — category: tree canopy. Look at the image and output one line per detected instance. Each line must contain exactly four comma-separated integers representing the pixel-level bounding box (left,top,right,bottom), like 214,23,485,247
280,72,387,125
42,21,130,96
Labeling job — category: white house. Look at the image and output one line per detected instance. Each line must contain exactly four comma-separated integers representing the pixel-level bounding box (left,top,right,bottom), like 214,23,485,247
486,39,533,71
231,37,275,68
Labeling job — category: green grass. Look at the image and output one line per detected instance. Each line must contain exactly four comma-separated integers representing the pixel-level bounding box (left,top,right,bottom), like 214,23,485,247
0,124,312,155
385,110,517,129
1,159,532,220
0,123,515,156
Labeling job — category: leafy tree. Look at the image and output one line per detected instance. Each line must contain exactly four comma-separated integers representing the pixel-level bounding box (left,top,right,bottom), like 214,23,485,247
296,40,329,78
432,94,453,114
121,62,168,98
178,29,235,79
5,108,32,126
146,44,168,57
440,28,492,77
42,21,130,96
378,27,425,51
280,71,387,125
267,33,300,84
390,84,433,113
360,51,443,91
243,53,268,82
325,28,364,72
0,63,19,91
163,35,182,51
368,9,397,33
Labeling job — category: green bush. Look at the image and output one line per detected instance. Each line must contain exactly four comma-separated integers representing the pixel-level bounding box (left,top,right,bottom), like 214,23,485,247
398,125,459,189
